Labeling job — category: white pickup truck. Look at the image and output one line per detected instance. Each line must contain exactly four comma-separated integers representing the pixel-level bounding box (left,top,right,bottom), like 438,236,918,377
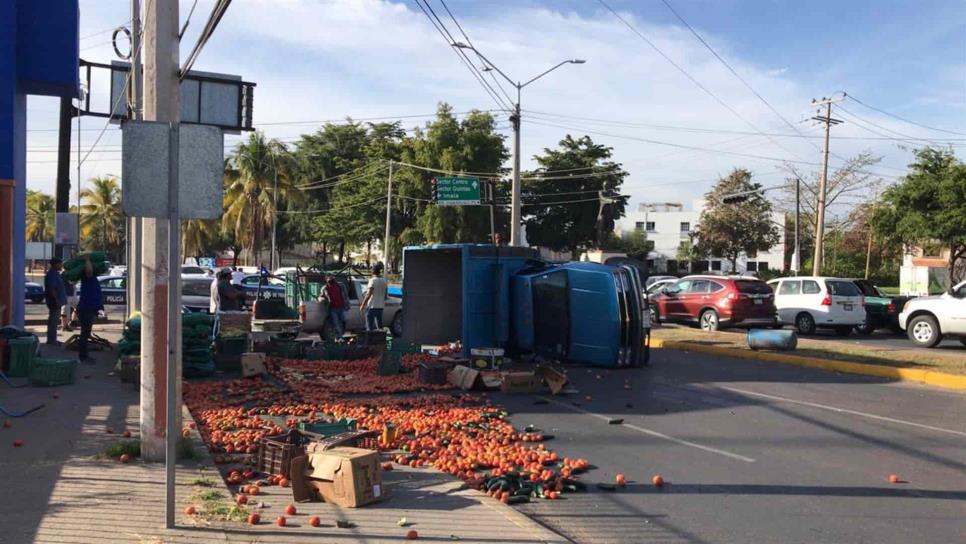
300,276,403,341
898,279,966,348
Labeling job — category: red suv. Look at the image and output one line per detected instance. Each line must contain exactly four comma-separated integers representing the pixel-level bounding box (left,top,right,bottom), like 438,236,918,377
651,275,778,331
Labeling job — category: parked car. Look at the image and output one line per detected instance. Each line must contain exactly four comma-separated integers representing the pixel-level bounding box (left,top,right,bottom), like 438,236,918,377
98,275,127,305
238,274,285,306
108,265,127,277
852,279,912,334
651,275,778,331
767,276,866,336
181,265,208,278
182,276,220,313
25,281,44,303
644,278,677,322
898,279,966,348
645,275,677,289
301,275,403,340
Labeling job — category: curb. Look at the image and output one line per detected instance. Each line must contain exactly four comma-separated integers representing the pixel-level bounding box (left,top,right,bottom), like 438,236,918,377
651,338,966,391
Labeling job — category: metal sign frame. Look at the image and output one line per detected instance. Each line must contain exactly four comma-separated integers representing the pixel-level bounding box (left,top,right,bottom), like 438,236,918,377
77,59,255,132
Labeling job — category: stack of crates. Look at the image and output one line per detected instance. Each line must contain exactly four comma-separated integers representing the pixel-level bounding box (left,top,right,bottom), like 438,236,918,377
7,337,38,378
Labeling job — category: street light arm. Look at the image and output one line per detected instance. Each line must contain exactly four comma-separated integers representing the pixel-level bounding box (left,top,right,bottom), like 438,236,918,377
520,59,583,89
451,42,517,88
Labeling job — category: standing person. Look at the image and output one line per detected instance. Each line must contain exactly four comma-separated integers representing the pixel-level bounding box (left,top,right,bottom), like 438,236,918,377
319,275,348,340
76,257,103,363
60,280,76,332
218,270,243,312
43,257,67,345
209,270,222,338
231,266,245,286
361,264,388,331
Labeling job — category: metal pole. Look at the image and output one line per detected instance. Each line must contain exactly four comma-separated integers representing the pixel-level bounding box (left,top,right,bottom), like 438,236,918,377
794,177,800,273
129,0,143,313
488,180,496,244
384,160,393,269
812,102,832,276
510,89,522,246
864,189,877,279
271,162,277,271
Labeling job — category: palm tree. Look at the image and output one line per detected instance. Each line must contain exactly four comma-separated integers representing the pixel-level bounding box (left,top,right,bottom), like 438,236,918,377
182,219,222,260
25,190,55,241
223,132,294,265
79,176,124,259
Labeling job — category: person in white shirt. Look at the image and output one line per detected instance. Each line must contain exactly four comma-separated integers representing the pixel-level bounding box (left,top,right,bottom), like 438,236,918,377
360,264,388,331
230,266,245,285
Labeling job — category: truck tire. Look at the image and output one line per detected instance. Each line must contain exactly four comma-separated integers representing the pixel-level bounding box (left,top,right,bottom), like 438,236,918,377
699,309,719,331
390,312,403,337
649,305,659,325
907,315,941,348
795,312,816,335
318,320,337,343
835,325,853,337
855,321,875,336
960,338,966,347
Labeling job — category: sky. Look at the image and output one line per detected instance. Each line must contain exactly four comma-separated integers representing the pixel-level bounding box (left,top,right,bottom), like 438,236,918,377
25,0,966,226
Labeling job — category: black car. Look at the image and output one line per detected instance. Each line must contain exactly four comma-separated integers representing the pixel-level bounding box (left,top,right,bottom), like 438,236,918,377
25,281,45,303
852,279,911,334
238,274,285,305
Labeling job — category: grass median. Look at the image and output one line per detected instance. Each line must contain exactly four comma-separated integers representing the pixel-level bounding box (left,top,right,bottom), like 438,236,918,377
652,326,966,376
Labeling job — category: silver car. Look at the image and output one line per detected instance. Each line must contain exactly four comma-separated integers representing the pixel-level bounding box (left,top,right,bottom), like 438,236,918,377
302,276,403,340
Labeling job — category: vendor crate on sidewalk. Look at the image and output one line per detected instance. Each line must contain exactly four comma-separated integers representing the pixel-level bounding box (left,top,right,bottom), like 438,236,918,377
305,429,380,451
7,337,38,378
256,430,305,479
119,356,140,385
297,417,357,437
29,358,77,386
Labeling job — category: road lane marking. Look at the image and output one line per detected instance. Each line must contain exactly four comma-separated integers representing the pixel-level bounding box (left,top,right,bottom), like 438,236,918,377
538,396,757,463
718,386,966,438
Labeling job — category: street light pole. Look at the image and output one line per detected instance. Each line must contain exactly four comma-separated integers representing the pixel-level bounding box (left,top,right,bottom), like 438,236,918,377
451,42,584,247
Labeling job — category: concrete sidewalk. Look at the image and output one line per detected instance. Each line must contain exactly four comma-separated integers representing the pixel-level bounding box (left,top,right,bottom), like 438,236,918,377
2,323,567,544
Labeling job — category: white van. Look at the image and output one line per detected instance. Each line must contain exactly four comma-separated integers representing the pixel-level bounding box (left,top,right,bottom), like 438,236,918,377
767,276,866,336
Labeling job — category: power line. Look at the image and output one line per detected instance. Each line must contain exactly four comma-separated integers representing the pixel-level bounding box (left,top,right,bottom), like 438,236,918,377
438,0,516,106
412,0,510,111
180,0,231,79
256,110,503,127
80,20,131,41
836,104,941,144
658,0,824,156
179,0,200,38
845,93,966,136
278,195,387,215
597,0,810,163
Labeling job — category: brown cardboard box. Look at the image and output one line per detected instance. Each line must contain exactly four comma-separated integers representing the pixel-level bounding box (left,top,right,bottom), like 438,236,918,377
447,364,481,390
500,371,543,394
538,365,568,395
240,352,266,377
306,447,385,507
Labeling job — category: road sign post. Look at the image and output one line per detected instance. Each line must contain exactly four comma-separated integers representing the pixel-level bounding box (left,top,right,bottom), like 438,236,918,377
434,176,481,206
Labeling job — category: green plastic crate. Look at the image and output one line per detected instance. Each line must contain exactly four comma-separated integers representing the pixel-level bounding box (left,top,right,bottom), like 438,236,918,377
270,339,303,359
378,351,402,376
7,337,37,378
29,358,77,386
217,335,247,356
297,418,357,437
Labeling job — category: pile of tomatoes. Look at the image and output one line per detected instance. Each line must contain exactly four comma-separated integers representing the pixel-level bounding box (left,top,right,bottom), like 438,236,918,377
182,354,593,505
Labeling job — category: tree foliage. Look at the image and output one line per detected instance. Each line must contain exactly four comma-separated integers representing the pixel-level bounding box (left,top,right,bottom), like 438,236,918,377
25,190,55,242
693,168,779,271
873,147,966,283
79,176,124,261
522,135,627,255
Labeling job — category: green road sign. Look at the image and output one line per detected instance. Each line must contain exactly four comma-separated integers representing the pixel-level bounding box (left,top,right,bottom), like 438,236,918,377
435,176,481,206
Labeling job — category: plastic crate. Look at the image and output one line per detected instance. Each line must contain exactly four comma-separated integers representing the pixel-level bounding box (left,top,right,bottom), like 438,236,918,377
378,351,401,376
7,337,38,378
29,358,77,386
270,339,303,359
323,343,345,360
256,431,304,479
387,339,421,355
119,356,140,384
297,418,357,437
217,335,248,356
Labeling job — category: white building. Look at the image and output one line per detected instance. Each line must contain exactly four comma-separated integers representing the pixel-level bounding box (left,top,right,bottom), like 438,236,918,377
618,201,787,275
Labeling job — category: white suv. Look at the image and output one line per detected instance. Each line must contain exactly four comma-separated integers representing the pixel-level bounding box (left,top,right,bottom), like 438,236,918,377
767,276,867,336
898,280,966,348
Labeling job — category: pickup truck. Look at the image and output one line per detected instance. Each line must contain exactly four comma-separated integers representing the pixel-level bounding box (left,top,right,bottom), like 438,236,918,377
299,275,403,341
852,279,912,334
898,279,966,348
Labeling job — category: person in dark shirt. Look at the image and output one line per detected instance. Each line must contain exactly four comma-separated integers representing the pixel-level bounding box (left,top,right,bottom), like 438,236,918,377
320,276,348,339
43,257,67,345
76,257,103,362
217,270,242,311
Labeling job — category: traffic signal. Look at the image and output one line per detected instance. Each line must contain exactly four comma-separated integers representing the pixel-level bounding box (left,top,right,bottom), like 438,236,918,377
431,178,438,203
722,194,749,205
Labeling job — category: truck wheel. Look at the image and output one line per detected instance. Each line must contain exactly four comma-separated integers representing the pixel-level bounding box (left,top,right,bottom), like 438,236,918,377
390,312,403,337
649,305,659,325
699,309,719,331
795,313,816,335
959,338,966,347
855,321,874,336
318,321,337,343
907,315,941,348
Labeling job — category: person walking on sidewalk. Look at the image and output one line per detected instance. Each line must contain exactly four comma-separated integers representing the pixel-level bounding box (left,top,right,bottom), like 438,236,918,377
320,275,349,340
76,257,103,363
43,257,67,345
361,263,388,331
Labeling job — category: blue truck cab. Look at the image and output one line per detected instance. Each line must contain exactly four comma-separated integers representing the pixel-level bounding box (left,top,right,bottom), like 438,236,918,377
402,244,647,367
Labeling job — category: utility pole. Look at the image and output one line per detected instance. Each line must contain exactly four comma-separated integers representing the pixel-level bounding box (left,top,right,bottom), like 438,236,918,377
794,177,801,273
488,180,496,244
864,188,878,279
140,0,180,481
810,96,843,276
384,160,393,270
128,0,143,314
510,99,522,247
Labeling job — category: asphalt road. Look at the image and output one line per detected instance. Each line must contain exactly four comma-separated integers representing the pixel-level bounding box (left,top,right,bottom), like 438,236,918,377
494,349,966,544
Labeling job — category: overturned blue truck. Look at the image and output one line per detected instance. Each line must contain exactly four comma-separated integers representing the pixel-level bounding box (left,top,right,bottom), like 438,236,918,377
401,244,649,367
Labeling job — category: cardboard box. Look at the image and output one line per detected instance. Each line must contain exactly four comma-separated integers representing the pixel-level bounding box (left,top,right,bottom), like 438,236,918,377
447,364,481,390
500,371,543,394
240,352,266,377
538,365,568,395
306,447,385,507
470,347,504,370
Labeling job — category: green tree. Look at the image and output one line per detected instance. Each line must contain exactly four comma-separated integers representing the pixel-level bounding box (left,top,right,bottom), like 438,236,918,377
693,168,779,271
79,176,124,261
223,132,295,265
25,190,55,242
873,147,966,283
522,135,628,255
